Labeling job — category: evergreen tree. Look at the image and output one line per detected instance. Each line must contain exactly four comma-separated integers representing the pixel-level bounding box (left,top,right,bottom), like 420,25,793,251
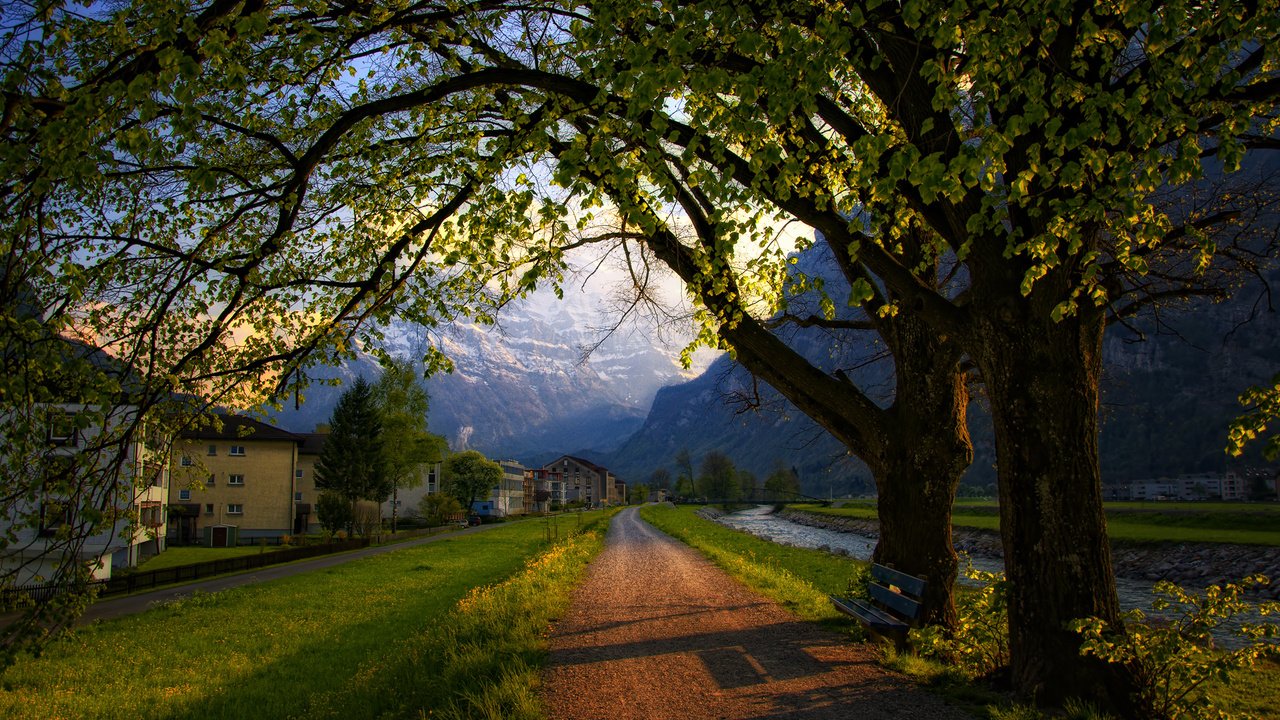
315,377,390,534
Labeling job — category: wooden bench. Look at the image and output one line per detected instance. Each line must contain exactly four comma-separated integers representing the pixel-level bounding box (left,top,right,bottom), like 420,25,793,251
829,563,926,647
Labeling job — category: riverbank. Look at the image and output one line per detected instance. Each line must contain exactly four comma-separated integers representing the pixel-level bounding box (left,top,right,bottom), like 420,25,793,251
778,508,1280,599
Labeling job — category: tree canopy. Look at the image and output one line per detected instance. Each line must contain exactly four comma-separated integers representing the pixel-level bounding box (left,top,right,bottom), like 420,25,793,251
3,0,1279,706
375,357,448,530
442,450,503,514
697,451,738,503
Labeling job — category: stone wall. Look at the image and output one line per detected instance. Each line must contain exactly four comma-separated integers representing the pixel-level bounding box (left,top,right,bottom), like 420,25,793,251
779,509,1280,599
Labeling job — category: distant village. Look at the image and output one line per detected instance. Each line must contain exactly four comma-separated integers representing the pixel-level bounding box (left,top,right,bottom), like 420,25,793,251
6,410,637,588
7,404,1272,590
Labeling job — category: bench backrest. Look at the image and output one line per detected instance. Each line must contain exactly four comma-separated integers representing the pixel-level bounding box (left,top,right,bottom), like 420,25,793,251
868,582,922,619
867,563,926,621
870,563,927,597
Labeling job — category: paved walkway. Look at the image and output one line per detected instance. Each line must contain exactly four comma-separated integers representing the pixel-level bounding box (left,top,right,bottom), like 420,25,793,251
542,508,971,719
76,523,499,625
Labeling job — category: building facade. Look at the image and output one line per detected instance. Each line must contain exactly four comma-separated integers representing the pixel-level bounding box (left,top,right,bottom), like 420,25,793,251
168,414,301,544
1103,472,1250,501
523,468,565,513
542,455,622,508
2,404,169,583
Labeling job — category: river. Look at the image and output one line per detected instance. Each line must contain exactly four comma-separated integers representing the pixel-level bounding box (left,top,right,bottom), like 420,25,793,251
714,505,1270,646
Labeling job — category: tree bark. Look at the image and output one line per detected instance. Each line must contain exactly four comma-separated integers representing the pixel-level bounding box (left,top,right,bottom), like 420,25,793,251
717,311,971,628
969,293,1131,707
868,316,971,627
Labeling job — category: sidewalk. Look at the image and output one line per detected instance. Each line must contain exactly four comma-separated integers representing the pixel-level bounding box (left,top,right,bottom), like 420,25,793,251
77,522,500,625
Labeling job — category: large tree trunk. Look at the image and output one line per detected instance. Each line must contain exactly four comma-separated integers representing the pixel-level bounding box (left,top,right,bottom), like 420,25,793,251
869,317,971,627
972,297,1132,708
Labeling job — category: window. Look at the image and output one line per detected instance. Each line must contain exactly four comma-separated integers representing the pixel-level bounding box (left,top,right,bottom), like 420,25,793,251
179,489,191,501
295,469,304,480
294,492,303,501
204,503,214,515
47,412,79,447
180,455,193,467
228,474,244,486
206,473,215,486
229,445,246,457
207,444,217,456
227,503,243,515
39,500,72,537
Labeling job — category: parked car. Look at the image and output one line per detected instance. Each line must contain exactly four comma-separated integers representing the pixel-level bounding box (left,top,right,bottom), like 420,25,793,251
467,515,482,526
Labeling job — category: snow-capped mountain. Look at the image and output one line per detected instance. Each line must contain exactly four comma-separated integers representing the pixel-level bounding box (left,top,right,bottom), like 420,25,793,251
271,276,712,464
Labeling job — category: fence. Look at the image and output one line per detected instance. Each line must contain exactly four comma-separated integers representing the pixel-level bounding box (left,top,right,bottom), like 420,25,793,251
4,538,370,607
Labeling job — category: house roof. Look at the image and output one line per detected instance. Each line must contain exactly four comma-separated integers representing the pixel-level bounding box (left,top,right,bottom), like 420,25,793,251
548,455,611,476
297,432,328,456
180,413,302,443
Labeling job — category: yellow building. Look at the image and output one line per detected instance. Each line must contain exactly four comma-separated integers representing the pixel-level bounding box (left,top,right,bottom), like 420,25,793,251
168,414,301,545
293,431,327,534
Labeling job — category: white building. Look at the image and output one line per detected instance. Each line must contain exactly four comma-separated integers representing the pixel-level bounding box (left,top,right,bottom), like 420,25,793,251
1110,472,1248,501
1,404,169,585
474,461,527,518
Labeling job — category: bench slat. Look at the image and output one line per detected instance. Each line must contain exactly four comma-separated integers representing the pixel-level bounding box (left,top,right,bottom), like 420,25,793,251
868,582,922,619
829,595,908,630
870,564,928,597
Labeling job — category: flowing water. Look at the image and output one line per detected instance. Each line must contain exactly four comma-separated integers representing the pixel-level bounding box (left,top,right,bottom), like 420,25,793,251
715,505,1270,647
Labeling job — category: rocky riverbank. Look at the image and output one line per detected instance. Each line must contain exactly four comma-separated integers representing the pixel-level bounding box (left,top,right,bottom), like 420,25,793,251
778,509,1280,600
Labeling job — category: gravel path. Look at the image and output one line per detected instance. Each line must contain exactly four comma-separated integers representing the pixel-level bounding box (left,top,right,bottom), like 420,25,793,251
542,508,971,719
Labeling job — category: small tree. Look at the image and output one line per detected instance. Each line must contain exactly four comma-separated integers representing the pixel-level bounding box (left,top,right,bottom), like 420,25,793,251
352,501,383,540
698,451,739,506
674,448,695,498
628,482,651,505
649,467,672,490
315,377,391,534
443,450,503,514
375,358,447,533
764,465,802,503
419,493,463,527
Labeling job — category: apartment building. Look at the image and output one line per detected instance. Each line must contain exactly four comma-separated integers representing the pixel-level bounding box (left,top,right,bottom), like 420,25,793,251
168,414,301,545
524,468,565,513
542,455,622,508
1,403,169,583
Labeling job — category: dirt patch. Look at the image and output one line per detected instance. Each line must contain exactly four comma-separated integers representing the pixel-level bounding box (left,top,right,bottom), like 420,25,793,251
541,508,971,719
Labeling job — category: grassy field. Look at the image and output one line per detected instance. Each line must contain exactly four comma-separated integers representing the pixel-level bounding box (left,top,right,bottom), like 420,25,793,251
643,504,1280,719
132,545,289,571
799,501,1280,546
0,510,615,720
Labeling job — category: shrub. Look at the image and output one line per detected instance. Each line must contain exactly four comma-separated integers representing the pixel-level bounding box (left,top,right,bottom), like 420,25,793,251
911,560,1010,680
419,493,463,527
1072,574,1280,720
843,562,871,600
316,491,352,537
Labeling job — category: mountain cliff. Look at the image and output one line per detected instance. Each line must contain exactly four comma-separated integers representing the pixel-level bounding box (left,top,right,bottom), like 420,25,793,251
606,255,1280,495
270,281,708,463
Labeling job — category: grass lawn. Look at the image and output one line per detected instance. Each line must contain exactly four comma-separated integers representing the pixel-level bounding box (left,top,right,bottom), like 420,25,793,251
644,504,1280,719
132,545,288,572
0,510,615,720
800,501,1280,546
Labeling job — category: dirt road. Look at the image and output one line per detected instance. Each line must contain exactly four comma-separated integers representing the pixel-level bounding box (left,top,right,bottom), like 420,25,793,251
542,507,971,719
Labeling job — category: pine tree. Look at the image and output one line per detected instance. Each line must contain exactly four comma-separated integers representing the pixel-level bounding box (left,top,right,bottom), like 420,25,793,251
314,377,390,534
